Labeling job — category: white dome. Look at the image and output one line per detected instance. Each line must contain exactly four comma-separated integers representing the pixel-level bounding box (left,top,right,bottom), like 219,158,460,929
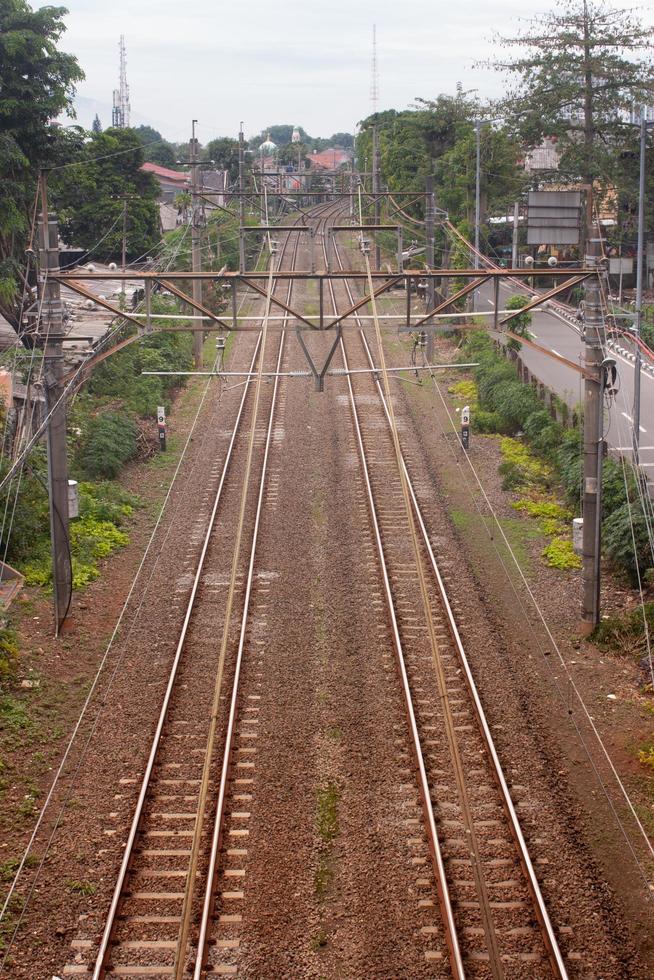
259,133,277,155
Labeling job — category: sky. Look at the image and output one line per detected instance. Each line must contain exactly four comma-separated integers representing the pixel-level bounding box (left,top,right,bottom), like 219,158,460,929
47,0,651,143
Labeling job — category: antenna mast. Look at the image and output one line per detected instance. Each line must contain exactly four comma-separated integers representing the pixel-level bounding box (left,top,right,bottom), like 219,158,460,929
370,24,379,114
112,35,131,128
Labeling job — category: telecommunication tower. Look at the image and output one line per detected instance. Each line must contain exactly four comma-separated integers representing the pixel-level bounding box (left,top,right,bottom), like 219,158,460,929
370,24,379,113
112,35,131,128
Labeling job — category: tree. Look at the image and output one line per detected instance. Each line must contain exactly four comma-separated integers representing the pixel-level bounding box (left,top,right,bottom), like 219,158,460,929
205,137,241,181
0,0,84,330
489,0,654,191
434,123,526,230
92,113,102,133
133,124,178,169
55,128,160,261
329,132,354,149
356,93,525,231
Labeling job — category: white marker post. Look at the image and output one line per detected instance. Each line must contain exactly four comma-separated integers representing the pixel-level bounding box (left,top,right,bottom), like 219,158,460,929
157,405,166,452
461,404,470,450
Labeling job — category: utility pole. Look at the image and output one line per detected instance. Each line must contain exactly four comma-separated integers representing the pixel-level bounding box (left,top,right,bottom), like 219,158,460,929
511,200,520,268
425,176,436,361
38,172,71,636
372,125,381,270
121,197,128,302
190,120,203,369
581,188,606,633
473,119,482,311
238,125,246,273
632,108,650,465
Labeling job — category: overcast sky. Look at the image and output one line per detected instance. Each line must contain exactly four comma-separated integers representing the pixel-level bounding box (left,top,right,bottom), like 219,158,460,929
48,0,650,143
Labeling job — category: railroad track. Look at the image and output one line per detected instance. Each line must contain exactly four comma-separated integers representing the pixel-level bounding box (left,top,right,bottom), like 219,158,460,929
321,224,571,978
62,201,340,979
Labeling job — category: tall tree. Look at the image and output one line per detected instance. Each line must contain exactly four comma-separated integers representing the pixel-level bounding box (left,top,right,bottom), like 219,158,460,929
489,0,654,190
133,124,178,169
55,128,160,261
0,0,84,330
205,137,241,182
92,113,102,133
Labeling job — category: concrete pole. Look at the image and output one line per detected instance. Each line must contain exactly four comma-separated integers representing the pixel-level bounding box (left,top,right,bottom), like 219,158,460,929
512,200,520,268
121,197,127,303
38,173,71,636
238,126,246,273
580,190,606,634
372,125,381,270
472,120,482,313
633,110,647,465
425,176,436,362
190,120,203,368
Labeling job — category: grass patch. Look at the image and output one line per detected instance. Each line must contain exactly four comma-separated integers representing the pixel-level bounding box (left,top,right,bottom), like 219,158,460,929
312,927,329,950
314,855,332,900
316,782,339,844
450,508,472,532
592,602,654,660
542,536,582,570
66,878,96,896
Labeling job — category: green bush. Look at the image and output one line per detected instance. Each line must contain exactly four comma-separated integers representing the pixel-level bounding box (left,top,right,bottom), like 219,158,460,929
487,379,539,429
472,409,508,434
603,502,652,585
543,536,581,570
79,412,138,479
592,601,654,655
0,626,19,677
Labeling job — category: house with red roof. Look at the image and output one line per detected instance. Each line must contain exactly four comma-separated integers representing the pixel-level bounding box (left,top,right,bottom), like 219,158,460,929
305,148,352,171
141,162,190,203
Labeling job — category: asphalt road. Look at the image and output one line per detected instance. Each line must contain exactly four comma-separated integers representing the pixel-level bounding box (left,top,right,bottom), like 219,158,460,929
479,279,654,484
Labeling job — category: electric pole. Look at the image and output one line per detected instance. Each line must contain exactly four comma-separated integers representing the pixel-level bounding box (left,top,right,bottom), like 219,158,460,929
425,176,436,362
511,200,520,269
38,172,71,636
238,125,246,273
121,197,128,302
372,125,381,271
473,120,482,312
580,189,606,633
190,120,203,369
632,108,651,465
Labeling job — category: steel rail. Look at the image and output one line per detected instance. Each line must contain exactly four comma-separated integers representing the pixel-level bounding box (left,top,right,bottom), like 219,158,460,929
319,228,466,979
90,204,319,978
357,327,569,979
189,200,343,978
332,227,569,979
91,332,264,979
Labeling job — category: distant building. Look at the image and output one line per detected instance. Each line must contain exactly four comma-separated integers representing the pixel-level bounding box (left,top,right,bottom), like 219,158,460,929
524,137,561,173
202,169,229,208
292,127,301,143
306,148,352,171
141,162,190,203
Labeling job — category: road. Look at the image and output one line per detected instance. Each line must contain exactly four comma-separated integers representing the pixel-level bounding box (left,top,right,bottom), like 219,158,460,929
479,278,654,485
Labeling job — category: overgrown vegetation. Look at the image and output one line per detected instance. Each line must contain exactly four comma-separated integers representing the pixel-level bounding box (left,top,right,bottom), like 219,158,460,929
460,330,652,583
18,481,137,590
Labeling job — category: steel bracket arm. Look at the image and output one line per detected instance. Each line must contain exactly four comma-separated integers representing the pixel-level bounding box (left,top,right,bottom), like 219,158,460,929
58,279,145,333
323,275,403,331
295,325,342,392
239,276,316,330
412,276,491,330
155,277,232,332
499,274,591,326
